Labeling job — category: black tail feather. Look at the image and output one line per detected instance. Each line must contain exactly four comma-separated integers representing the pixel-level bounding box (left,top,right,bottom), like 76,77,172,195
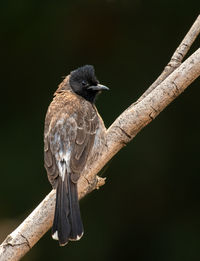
52,177,71,246
67,176,84,240
52,175,84,246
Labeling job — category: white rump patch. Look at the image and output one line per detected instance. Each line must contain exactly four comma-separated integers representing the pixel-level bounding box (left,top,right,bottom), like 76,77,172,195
57,148,72,182
53,118,75,181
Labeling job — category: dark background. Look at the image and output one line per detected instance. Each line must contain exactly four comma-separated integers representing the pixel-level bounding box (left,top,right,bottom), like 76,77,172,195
1,1,200,260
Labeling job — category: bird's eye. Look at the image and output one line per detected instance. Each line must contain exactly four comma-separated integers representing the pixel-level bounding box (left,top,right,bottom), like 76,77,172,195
81,80,87,87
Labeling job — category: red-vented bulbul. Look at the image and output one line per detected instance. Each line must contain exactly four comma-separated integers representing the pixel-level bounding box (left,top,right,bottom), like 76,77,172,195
44,65,108,246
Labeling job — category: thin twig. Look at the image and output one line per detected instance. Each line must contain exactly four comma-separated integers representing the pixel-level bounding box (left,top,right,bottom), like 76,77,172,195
137,14,200,102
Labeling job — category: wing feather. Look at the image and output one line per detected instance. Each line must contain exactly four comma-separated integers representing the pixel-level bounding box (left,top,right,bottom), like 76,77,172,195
44,93,99,186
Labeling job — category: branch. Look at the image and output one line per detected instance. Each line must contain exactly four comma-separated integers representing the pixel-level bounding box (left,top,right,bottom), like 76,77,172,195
137,14,200,101
1,16,200,261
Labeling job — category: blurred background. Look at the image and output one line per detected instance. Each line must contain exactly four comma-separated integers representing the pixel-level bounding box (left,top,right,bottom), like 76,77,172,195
1,0,200,260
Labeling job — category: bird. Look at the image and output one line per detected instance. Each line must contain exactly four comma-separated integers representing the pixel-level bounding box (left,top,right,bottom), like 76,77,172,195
44,65,109,246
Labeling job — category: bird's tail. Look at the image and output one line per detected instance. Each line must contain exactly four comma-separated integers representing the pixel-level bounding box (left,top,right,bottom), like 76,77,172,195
52,175,84,246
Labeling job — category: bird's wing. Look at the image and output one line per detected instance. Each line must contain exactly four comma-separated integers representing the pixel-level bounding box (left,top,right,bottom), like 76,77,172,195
44,94,99,187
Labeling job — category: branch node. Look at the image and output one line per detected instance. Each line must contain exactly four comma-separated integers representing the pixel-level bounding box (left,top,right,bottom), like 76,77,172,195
117,126,132,139
150,106,158,113
96,176,106,190
182,43,188,47
149,112,154,120
20,234,31,250
172,81,180,94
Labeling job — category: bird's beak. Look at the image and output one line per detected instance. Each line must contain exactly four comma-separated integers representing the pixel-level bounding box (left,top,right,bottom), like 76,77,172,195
88,84,109,91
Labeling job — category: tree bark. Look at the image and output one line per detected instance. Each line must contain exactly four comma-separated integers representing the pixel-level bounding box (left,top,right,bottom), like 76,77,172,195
0,15,200,261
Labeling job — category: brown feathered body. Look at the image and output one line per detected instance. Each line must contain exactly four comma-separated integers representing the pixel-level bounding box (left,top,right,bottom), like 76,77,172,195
44,75,106,245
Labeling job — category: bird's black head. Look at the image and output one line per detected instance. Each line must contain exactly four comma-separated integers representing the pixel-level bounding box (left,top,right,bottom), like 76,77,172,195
69,65,109,103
